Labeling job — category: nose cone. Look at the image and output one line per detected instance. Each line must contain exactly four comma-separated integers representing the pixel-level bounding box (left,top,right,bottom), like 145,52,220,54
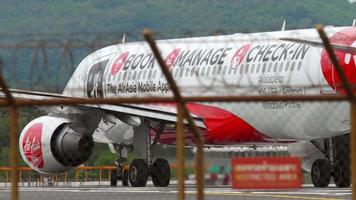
321,27,356,93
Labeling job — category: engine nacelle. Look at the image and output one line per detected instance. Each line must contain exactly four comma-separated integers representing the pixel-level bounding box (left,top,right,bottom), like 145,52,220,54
19,116,94,174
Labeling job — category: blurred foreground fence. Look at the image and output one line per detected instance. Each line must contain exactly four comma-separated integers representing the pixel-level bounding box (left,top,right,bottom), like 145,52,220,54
0,25,355,200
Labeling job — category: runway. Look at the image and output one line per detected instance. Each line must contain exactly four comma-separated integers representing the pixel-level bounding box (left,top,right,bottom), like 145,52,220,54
0,184,351,200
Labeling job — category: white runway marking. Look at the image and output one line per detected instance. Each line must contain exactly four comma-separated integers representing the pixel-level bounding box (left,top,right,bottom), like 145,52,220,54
0,184,352,200
0,186,351,196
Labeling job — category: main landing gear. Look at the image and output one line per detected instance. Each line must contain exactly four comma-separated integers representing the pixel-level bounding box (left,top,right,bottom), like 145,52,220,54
111,120,171,187
310,134,350,187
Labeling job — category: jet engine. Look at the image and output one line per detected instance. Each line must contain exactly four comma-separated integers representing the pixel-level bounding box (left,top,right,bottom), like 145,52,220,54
19,116,94,174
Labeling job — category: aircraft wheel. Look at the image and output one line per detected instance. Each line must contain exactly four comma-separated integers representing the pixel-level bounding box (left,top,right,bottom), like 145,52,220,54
110,169,118,186
311,159,331,187
129,159,148,187
151,158,171,187
333,160,351,188
122,168,129,186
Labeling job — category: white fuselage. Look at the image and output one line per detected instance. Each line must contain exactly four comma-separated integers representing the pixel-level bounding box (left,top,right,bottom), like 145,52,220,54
63,27,353,142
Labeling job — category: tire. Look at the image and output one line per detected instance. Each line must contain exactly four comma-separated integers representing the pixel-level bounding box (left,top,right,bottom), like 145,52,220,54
333,160,351,188
311,159,331,187
122,168,129,186
129,159,148,187
110,169,118,187
151,158,171,187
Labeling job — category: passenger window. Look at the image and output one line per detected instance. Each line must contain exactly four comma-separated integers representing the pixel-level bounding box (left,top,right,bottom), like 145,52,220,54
201,67,206,76
279,63,284,72
217,66,222,75
285,62,290,72
273,63,278,72
223,65,227,75
138,71,142,80
128,71,132,80
262,63,267,73
239,64,244,74
132,71,136,80
191,68,195,77
179,68,184,77
268,63,272,72
207,67,211,76
234,66,238,74
118,72,122,81
123,72,127,81
256,63,261,73
148,70,152,79
291,62,296,71
297,62,302,71
185,68,190,77
143,70,147,79
229,66,233,75
195,68,200,76
245,64,249,74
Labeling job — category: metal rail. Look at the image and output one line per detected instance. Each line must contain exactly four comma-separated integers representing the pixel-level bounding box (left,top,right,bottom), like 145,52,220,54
0,94,349,107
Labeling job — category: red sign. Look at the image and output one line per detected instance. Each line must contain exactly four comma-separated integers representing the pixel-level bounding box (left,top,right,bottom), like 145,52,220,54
231,157,302,189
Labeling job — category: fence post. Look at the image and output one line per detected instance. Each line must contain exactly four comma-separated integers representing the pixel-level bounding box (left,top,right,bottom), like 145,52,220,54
351,101,356,200
76,169,79,183
6,171,8,187
177,104,185,200
99,169,102,186
143,29,205,200
0,72,19,200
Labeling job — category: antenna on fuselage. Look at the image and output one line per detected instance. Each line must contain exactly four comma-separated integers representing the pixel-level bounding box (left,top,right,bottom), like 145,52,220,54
281,20,286,31
122,33,126,43
353,19,356,26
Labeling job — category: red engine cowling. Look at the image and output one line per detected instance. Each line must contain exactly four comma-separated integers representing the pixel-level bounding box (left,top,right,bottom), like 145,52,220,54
19,116,94,174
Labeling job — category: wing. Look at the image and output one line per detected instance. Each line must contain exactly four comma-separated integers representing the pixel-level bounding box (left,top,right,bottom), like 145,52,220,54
0,88,206,128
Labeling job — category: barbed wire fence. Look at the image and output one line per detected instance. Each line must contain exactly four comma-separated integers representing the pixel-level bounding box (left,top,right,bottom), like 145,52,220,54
0,26,354,200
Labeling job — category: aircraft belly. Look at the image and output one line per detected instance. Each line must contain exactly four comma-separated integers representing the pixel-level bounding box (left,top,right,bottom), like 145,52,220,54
218,101,350,140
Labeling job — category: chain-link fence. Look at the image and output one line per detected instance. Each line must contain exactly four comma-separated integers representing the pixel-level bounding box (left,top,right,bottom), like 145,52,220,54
0,26,354,200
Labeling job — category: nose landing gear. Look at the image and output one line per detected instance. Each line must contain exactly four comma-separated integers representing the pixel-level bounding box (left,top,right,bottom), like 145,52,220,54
110,145,130,186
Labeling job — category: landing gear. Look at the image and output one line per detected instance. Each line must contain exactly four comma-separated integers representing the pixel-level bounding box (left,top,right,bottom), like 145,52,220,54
333,161,350,187
122,168,129,186
129,159,149,187
310,134,350,188
110,169,118,186
112,120,171,187
111,145,130,187
333,134,350,187
151,158,171,187
311,159,331,187
129,120,171,187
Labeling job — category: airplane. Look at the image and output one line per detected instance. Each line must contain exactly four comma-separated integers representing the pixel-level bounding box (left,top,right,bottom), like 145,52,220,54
6,25,356,188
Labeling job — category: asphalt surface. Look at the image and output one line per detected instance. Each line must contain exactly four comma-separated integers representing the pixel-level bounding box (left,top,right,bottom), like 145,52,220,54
0,184,351,200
